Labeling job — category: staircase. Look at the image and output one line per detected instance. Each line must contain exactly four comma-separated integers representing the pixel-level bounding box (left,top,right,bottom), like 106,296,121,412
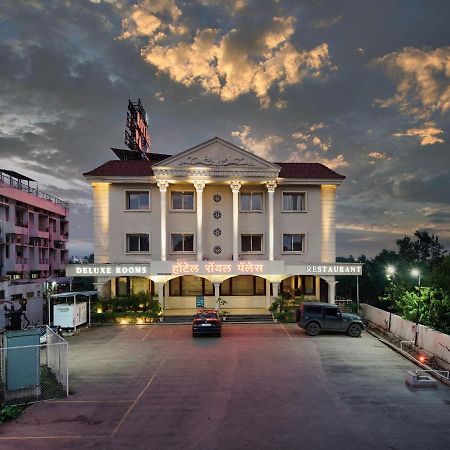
161,315,193,324
223,314,274,323
161,313,275,324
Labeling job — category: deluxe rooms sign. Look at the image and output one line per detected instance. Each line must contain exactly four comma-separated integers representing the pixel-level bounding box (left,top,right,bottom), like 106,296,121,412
66,264,151,277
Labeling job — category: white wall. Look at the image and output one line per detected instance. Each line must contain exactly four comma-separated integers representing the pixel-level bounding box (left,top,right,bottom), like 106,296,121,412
360,304,450,370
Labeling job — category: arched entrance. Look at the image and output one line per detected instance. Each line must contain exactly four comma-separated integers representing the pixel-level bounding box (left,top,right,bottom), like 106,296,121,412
165,275,215,310
107,276,154,298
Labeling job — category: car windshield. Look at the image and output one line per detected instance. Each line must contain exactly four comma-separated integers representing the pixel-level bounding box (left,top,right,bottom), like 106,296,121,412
196,313,217,319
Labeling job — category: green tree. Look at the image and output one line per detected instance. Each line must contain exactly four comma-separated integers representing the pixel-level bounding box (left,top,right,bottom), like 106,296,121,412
428,255,450,296
396,230,446,265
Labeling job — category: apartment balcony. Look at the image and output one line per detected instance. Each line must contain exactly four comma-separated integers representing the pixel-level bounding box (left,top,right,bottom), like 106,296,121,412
36,228,49,238
37,258,49,271
15,257,29,272
14,221,28,235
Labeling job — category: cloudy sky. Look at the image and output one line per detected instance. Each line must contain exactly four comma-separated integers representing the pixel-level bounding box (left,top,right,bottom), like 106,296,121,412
1,0,449,257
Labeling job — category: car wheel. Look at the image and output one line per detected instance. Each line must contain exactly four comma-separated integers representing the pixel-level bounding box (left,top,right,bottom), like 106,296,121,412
217,332,222,337
306,322,321,336
347,323,362,337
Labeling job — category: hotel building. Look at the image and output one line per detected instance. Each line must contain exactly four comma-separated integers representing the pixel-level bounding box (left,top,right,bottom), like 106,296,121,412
81,137,360,313
0,170,69,327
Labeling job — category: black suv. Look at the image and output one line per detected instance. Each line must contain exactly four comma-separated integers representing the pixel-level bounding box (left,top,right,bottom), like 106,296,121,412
296,302,364,337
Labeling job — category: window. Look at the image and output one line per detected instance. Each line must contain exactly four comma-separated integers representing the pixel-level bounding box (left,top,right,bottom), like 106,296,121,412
27,292,34,298
126,234,150,253
325,307,339,317
171,233,194,253
282,192,306,212
240,192,263,212
241,234,263,253
283,234,305,253
171,191,194,210
219,276,266,296
169,276,214,296
304,305,322,315
0,290,5,300
304,276,315,295
126,191,150,210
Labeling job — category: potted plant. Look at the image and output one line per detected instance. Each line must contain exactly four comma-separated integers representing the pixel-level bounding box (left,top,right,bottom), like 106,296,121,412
216,297,229,321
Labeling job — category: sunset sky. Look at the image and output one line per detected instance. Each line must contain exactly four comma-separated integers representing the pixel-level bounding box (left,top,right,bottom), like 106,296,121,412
1,0,449,257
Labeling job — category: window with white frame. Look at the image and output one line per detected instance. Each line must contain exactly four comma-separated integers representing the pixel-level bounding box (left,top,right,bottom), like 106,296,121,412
126,234,150,253
283,234,305,253
241,234,263,253
240,192,263,212
171,233,194,253
125,191,150,210
282,192,306,212
171,191,194,210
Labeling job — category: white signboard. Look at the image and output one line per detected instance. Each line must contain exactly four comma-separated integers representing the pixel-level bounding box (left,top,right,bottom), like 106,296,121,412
67,261,362,277
66,264,151,277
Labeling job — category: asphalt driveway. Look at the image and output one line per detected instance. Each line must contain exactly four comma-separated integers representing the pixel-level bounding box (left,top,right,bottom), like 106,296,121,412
1,323,449,449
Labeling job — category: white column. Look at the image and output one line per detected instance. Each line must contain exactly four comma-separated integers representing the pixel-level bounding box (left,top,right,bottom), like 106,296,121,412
321,185,336,263
157,282,165,309
326,278,338,304
193,181,206,261
157,181,170,261
272,281,280,299
214,283,220,306
230,181,241,261
266,181,277,261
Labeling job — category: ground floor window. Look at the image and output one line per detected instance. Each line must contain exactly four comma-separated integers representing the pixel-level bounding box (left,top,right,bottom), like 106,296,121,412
220,276,266,296
169,276,214,296
115,277,154,297
280,275,316,296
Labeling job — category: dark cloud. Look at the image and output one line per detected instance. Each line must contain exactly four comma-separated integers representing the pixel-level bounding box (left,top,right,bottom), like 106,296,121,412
0,0,449,256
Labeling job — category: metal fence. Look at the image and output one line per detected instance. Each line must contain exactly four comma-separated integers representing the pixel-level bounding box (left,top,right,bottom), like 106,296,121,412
0,326,68,406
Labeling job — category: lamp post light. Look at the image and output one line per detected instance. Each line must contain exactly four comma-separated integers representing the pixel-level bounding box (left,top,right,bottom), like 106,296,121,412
385,266,396,331
412,268,422,347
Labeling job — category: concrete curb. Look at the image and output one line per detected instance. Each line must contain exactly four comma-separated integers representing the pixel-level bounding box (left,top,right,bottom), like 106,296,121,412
365,328,450,387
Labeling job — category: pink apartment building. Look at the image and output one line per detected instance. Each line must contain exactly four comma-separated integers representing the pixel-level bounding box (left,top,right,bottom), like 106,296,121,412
0,170,69,328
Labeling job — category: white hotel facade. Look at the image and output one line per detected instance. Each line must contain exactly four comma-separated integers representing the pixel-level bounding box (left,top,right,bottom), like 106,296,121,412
79,137,361,313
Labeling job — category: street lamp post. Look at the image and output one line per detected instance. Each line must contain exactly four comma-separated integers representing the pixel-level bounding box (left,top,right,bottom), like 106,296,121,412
412,269,422,347
386,266,396,331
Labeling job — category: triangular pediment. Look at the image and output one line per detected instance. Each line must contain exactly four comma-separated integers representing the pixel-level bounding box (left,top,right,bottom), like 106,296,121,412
153,137,280,171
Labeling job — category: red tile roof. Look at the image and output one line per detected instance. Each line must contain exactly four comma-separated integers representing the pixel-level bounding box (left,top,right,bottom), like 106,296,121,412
276,163,345,180
84,160,345,180
83,160,154,177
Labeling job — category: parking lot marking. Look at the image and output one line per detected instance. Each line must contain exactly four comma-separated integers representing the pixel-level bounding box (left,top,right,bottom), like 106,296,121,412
46,400,134,403
281,323,294,340
142,326,156,340
0,435,109,440
111,357,166,437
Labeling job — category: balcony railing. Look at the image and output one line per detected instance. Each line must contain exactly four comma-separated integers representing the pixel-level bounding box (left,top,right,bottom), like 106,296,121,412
15,221,28,228
0,171,69,209
16,257,28,264
39,258,49,265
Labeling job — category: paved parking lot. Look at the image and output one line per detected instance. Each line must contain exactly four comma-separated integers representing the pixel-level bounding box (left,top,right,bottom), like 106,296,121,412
1,323,450,449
